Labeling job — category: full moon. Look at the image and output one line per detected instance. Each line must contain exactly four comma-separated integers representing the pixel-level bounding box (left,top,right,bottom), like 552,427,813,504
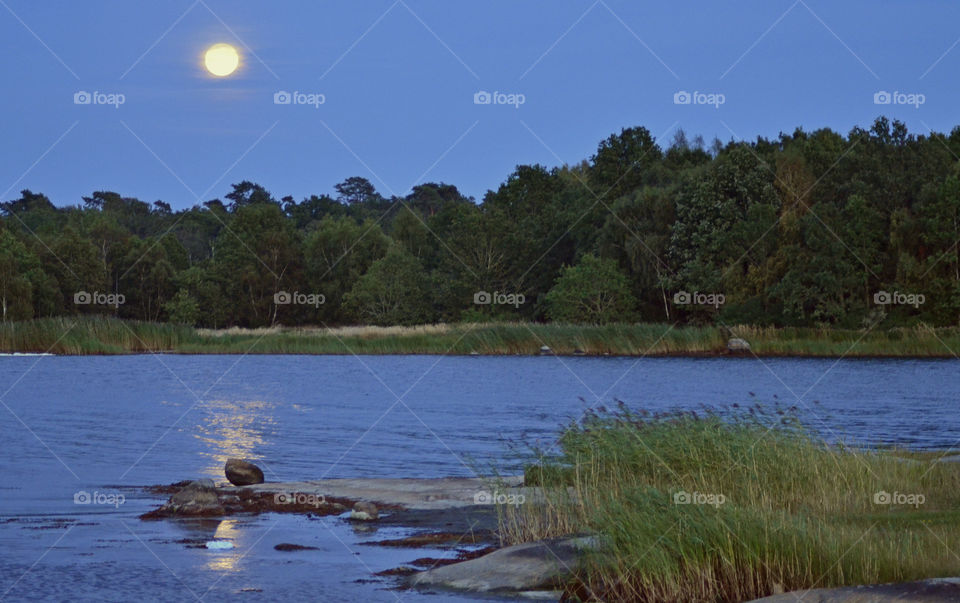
204,43,240,77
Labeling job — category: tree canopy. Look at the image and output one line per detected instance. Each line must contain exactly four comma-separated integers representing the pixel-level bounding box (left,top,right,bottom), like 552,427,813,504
1,117,958,328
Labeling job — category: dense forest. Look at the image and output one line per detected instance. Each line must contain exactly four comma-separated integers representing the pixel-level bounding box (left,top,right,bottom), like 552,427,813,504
1,116,958,329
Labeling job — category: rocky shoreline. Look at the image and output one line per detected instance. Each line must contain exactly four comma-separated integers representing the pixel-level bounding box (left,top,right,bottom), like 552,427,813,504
140,468,584,597
140,461,960,602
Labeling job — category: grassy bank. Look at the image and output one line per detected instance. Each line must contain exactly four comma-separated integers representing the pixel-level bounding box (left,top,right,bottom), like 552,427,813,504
1,316,959,356
505,406,960,602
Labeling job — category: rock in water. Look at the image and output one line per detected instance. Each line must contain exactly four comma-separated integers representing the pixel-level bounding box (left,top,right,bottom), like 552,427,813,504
407,536,595,592
224,458,265,486
727,338,751,352
349,501,379,521
148,479,224,517
274,543,318,551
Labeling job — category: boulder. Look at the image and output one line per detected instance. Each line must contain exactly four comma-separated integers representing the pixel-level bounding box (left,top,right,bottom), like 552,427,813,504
539,345,552,355
727,337,751,352
224,458,264,486
349,501,379,521
407,536,595,593
153,479,224,517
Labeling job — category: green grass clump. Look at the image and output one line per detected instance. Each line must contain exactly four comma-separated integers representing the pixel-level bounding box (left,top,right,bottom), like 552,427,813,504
506,405,960,602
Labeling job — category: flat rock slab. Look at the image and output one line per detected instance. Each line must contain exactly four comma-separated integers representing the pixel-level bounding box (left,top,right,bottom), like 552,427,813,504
749,577,960,602
406,536,594,593
222,476,526,510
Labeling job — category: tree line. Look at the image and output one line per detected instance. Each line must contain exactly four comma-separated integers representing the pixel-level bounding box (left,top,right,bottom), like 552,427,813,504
1,116,958,328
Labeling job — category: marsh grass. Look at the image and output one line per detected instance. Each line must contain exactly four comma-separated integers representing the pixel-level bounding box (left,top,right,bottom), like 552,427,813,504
1,317,958,357
505,405,960,602
0,316,197,354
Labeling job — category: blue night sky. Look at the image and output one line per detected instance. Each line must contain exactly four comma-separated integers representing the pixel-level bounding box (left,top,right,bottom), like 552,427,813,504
2,0,959,208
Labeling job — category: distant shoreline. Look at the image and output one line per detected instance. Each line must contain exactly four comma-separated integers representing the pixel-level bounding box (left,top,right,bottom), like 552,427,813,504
2,317,959,358
111,351,960,359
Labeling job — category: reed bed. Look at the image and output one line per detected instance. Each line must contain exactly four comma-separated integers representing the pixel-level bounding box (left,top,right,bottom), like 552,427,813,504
0,317,958,357
0,316,196,354
504,405,960,601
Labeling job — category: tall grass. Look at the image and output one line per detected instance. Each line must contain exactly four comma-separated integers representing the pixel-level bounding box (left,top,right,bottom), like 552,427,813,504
0,316,197,354
728,324,960,357
1,317,959,356
505,405,960,601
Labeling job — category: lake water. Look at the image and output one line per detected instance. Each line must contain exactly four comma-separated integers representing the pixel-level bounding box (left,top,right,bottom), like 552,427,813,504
1,355,957,601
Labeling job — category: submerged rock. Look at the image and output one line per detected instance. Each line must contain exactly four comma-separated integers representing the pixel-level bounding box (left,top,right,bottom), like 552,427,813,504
349,501,379,521
274,543,318,551
406,536,596,593
224,458,265,486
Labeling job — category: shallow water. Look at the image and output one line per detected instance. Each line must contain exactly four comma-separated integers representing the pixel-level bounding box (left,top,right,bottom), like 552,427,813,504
1,355,957,601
